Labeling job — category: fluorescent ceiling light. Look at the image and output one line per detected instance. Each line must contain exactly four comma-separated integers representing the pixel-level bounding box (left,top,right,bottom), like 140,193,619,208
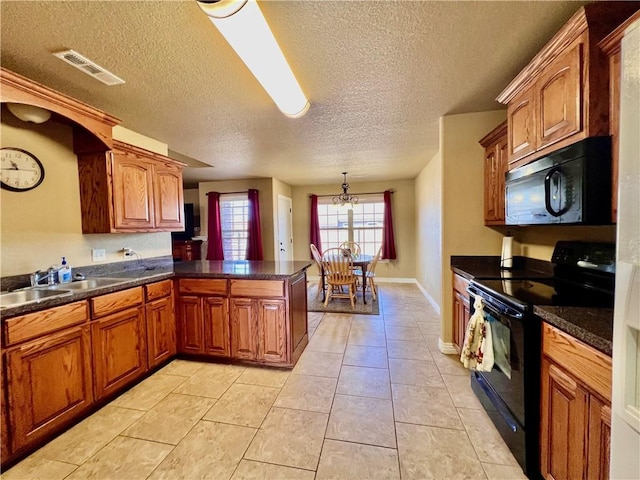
197,0,310,118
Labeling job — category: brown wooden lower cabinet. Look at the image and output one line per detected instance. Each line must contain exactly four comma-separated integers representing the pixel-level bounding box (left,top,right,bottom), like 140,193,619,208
540,322,612,480
146,296,176,368
204,296,230,357
177,295,205,354
452,273,471,353
587,396,611,480
1,355,9,460
91,306,148,401
5,325,93,453
177,276,306,367
230,298,258,361
1,273,308,468
177,293,230,357
540,358,589,480
229,298,287,362
258,299,287,363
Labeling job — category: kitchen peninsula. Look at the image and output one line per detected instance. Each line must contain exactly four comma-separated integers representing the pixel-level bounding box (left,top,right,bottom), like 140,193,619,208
0,259,311,468
173,260,311,368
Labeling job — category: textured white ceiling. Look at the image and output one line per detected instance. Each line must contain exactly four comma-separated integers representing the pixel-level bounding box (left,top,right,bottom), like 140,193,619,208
0,1,586,187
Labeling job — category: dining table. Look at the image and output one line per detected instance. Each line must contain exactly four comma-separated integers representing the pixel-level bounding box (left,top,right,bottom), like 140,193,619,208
321,253,374,304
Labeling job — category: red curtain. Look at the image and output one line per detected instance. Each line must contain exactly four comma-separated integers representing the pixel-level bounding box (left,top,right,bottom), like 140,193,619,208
206,192,224,260
246,189,264,260
309,194,322,256
382,190,397,259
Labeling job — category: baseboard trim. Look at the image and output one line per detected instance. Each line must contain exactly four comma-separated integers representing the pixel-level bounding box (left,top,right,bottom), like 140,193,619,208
375,277,416,284
308,276,442,316
438,339,459,355
413,280,441,315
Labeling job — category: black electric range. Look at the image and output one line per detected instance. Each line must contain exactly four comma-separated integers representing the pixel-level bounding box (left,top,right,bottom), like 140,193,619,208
465,241,615,479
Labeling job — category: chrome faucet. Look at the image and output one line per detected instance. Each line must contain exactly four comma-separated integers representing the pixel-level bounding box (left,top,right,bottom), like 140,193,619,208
30,267,60,287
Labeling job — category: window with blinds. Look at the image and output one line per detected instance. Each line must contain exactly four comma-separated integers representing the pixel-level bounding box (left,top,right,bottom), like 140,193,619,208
317,195,384,256
220,193,249,260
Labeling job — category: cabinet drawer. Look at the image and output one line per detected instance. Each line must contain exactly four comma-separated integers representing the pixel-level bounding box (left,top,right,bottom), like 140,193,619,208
91,287,143,318
145,280,172,302
3,301,89,347
178,279,227,296
452,274,470,296
542,323,612,402
231,280,284,298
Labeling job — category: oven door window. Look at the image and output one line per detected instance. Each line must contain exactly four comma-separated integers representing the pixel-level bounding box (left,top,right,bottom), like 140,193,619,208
486,310,511,379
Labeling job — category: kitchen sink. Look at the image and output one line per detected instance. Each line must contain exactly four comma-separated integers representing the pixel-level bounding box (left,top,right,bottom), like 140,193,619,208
0,288,73,309
43,277,130,291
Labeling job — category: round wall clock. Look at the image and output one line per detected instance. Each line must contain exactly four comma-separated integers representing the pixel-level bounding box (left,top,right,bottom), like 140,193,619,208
0,147,45,192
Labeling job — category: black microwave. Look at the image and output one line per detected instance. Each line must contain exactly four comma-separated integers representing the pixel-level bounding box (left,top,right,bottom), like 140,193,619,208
505,137,612,225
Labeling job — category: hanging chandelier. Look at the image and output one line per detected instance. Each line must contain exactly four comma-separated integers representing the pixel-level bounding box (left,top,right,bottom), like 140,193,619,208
333,172,358,208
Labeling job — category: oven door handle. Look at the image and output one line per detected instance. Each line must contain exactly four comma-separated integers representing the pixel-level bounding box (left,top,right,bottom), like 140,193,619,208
467,286,524,319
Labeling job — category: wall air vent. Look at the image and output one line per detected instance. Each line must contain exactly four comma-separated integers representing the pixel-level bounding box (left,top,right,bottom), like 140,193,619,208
52,49,125,86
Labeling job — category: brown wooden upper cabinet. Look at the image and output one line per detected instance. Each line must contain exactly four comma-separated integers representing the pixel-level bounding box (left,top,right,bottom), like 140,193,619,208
479,121,508,225
78,140,185,233
496,3,640,171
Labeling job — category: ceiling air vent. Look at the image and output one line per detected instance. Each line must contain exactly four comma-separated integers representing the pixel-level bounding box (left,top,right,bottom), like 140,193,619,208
52,49,125,86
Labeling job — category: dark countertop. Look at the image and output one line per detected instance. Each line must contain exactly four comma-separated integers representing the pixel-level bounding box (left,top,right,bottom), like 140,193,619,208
534,306,613,356
451,255,554,280
172,260,313,279
451,255,613,357
1,260,311,320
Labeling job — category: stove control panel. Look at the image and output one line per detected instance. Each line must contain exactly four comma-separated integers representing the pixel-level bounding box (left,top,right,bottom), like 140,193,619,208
552,241,615,273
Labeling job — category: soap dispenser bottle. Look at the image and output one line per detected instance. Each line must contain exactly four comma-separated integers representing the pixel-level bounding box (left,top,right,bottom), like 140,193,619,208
59,257,72,283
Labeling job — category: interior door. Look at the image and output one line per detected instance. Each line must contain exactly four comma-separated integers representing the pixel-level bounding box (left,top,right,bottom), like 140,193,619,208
277,195,293,262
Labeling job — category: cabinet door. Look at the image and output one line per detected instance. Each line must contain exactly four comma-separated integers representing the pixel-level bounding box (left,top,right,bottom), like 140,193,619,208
484,142,508,225
230,299,258,361
496,137,508,223
91,306,147,400
537,43,582,150
177,296,204,354
483,146,502,224
507,88,536,166
146,296,176,369
1,354,8,460
6,326,93,452
111,151,154,230
258,299,287,363
204,297,230,357
452,290,469,353
587,396,611,480
154,165,184,230
540,358,588,480
452,291,464,353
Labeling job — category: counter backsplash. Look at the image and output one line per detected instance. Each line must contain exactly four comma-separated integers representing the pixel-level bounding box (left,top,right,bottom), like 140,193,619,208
0,255,174,292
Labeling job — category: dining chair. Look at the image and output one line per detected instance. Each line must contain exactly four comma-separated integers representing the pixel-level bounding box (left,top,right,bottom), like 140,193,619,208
309,244,324,298
339,241,361,256
365,245,383,301
321,248,357,308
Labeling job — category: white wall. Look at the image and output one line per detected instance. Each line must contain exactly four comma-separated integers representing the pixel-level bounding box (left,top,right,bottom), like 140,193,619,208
415,149,443,311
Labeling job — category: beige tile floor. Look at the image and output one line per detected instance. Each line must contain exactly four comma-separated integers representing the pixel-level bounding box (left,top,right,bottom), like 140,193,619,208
1,283,527,480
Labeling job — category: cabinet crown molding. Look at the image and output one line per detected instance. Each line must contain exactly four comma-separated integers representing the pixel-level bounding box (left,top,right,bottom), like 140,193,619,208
1,67,120,150
497,3,640,104
479,120,508,148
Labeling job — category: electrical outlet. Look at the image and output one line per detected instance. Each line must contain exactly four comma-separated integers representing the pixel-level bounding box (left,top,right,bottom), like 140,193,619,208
92,248,106,262
122,247,135,259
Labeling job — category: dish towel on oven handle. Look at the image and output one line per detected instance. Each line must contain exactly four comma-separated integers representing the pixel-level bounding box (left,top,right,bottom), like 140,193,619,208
460,296,494,371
